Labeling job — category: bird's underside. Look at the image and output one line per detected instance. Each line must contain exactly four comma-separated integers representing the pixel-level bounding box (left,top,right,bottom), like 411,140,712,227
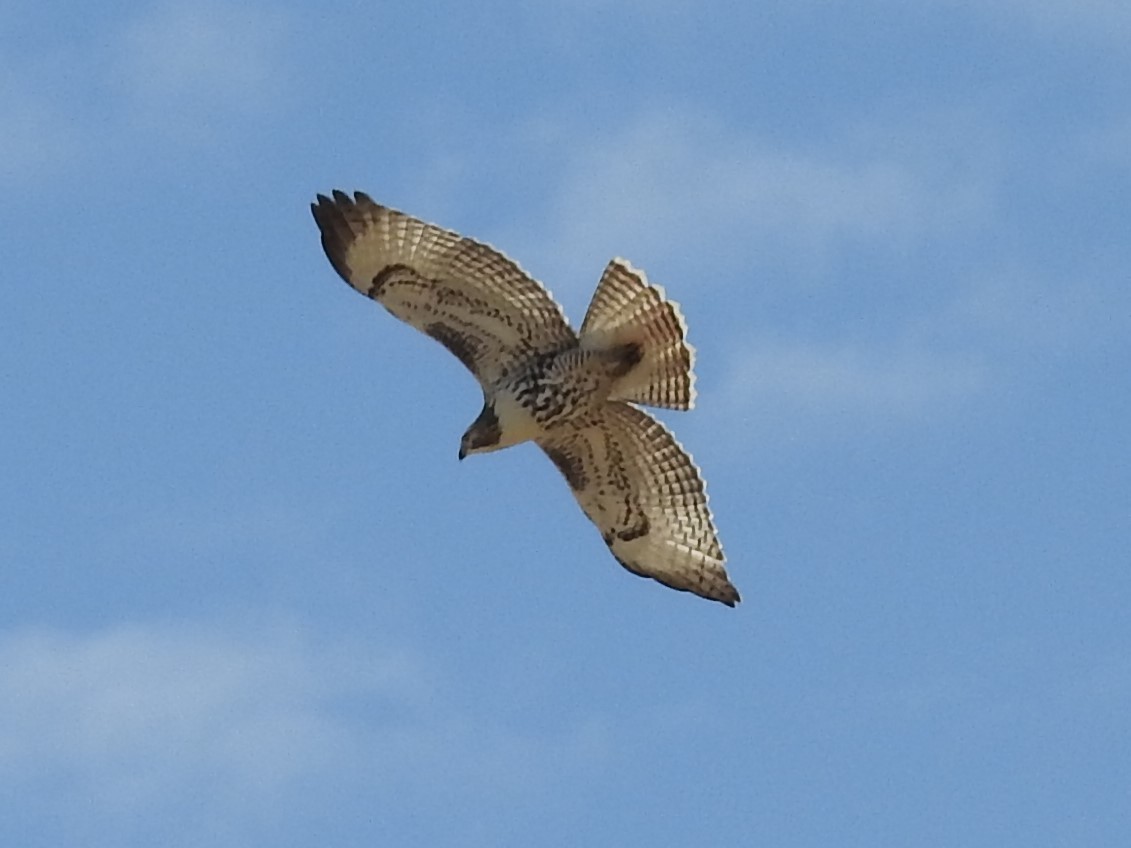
311,190,740,606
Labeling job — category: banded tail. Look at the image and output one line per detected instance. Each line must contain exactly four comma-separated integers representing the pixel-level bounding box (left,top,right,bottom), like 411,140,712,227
580,259,696,411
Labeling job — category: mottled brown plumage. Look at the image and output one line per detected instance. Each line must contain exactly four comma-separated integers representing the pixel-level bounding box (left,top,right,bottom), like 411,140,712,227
311,191,738,606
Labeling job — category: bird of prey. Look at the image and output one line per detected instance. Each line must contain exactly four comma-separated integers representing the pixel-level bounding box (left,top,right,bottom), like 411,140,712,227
311,191,739,606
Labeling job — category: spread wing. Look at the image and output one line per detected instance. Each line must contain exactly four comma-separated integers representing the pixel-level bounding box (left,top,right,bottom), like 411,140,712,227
311,191,576,387
538,403,739,606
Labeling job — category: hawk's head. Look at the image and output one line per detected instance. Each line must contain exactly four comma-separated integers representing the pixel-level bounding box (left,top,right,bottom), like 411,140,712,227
458,403,502,460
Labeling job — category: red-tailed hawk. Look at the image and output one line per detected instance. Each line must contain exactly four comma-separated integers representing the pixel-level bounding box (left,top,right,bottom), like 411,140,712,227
312,191,739,606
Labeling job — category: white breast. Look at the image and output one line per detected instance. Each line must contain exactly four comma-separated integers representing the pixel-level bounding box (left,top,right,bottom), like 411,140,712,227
491,389,545,448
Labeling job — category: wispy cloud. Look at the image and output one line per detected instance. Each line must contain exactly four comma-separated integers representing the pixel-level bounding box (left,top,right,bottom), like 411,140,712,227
1081,113,1131,173
0,621,412,794
954,261,1131,360
508,107,993,290
0,619,609,843
706,338,988,444
0,2,294,181
112,1,291,136
979,0,1131,40
0,71,79,184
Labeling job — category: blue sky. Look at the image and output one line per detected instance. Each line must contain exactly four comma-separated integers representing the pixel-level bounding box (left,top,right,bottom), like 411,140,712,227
3,0,1129,845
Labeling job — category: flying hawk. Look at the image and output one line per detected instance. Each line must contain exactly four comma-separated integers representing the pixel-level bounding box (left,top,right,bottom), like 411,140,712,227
311,191,739,606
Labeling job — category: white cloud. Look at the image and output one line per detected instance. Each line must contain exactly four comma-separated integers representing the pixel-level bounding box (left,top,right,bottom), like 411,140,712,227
955,262,1131,358
1,2,293,179
509,108,993,290
980,0,1131,39
709,338,988,440
113,1,290,135
0,622,411,796
693,241,1122,447
473,106,1002,445
0,72,79,184
0,619,610,842
1081,114,1131,173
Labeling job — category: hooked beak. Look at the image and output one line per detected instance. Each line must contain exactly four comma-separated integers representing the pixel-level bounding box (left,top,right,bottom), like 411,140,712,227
458,445,467,462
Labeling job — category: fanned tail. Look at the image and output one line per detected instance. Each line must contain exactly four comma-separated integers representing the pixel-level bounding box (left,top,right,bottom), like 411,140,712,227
579,258,696,410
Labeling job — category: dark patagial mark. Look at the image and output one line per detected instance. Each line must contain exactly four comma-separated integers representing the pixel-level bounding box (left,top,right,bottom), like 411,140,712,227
371,263,413,298
601,515,650,546
617,516,650,542
426,322,481,373
544,446,588,491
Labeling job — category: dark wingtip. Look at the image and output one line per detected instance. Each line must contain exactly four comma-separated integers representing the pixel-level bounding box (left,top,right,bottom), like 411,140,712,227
311,190,361,285
310,193,331,222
